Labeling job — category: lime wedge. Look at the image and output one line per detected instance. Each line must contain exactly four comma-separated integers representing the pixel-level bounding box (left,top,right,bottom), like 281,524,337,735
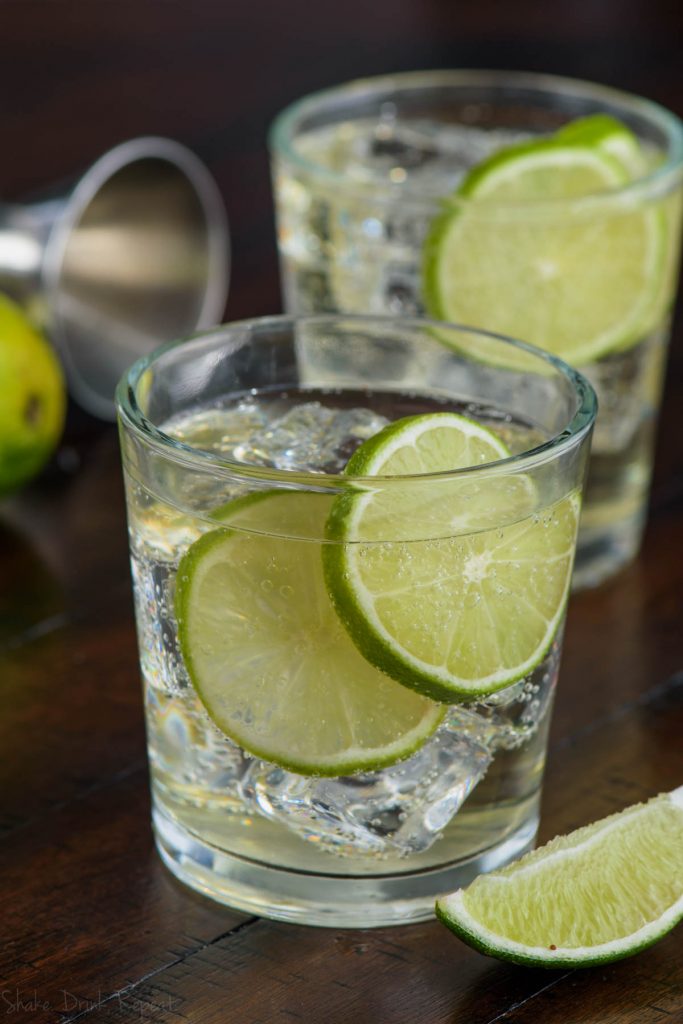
423,133,667,367
436,786,683,967
323,413,579,703
175,490,443,776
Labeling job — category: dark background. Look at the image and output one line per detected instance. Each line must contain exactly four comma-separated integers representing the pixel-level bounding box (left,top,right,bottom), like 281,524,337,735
1,4,682,1023
3,0,681,325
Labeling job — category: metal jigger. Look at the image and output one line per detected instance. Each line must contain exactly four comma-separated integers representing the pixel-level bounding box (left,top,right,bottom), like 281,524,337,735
0,137,229,419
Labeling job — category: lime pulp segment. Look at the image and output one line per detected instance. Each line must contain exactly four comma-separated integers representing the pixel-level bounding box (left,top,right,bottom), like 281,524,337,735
323,413,579,703
175,490,443,776
436,786,683,967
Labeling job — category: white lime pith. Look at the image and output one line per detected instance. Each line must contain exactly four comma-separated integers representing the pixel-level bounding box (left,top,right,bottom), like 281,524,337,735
175,490,443,777
422,122,667,368
323,413,580,703
436,787,683,967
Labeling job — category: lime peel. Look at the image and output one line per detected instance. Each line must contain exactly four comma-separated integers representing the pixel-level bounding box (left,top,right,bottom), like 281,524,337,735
175,489,443,777
422,121,669,368
555,113,647,178
324,413,579,703
436,786,683,968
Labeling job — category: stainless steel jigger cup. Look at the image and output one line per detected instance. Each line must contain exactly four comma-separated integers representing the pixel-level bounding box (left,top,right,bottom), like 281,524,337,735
0,137,229,419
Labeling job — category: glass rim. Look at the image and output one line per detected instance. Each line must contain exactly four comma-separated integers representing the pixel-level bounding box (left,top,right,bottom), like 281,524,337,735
116,313,597,489
268,68,683,209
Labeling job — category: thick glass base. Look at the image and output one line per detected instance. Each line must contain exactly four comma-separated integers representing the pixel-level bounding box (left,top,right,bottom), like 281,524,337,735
153,803,539,928
572,510,644,590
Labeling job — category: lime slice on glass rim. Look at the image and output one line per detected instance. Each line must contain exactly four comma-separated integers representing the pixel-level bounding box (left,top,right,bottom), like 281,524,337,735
555,113,647,176
175,490,443,777
554,115,679,361
436,786,683,967
323,412,580,704
422,125,667,368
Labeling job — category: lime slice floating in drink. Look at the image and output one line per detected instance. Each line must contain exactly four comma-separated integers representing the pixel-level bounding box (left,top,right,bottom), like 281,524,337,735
436,786,683,967
323,413,580,704
175,490,443,777
422,124,667,367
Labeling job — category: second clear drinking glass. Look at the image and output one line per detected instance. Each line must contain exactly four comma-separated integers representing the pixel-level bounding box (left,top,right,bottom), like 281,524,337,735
117,314,595,927
269,70,683,588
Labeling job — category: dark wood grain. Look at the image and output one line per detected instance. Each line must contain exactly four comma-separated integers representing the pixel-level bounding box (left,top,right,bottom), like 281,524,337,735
1,3,682,1023
1,684,676,1024
0,773,247,1023
0,606,142,835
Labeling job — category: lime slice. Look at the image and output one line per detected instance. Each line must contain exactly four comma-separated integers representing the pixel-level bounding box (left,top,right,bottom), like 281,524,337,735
556,115,677,356
436,786,683,967
556,113,647,177
175,490,443,776
423,134,667,367
323,413,579,703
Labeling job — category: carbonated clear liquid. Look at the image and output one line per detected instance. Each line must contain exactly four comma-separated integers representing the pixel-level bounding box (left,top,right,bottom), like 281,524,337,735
126,388,567,885
274,119,678,586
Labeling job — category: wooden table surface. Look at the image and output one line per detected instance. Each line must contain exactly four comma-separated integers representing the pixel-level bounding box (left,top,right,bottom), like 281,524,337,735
1,3,682,1022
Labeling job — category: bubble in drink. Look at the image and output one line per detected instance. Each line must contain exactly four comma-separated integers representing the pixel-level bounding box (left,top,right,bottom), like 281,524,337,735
128,391,564,873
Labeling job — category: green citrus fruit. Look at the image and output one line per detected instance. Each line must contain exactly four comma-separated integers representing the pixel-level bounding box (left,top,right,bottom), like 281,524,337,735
323,413,579,703
422,128,667,367
437,786,683,967
0,295,66,496
175,490,443,776
555,113,646,176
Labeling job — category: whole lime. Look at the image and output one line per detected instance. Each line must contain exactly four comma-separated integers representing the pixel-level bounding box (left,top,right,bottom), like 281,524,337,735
0,295,66,496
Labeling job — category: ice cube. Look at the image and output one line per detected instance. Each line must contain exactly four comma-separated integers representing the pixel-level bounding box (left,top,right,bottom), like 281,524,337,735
282,264,338,314
240,711,493,858
475,635,561,751
383,263,423,315
131,555,192,695
234,402,389,474
167,398,270,457
147,688,252,809
339,121,530,191
363,122,441,176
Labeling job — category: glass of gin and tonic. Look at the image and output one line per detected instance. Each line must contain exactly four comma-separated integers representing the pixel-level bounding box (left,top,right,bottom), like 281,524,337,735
270,70,683,587
117,314,595,925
